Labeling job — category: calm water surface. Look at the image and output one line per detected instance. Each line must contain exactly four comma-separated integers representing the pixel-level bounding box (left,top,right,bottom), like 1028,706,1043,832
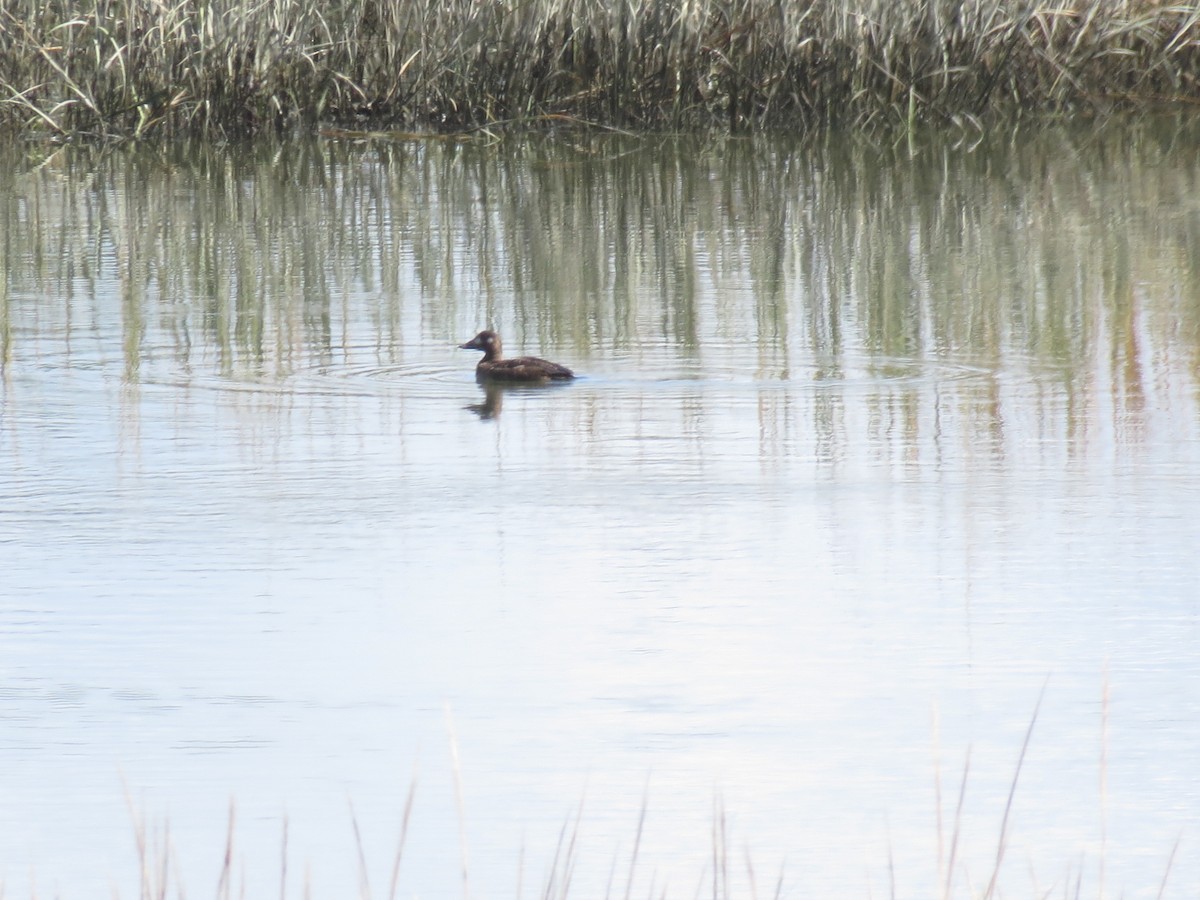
2,123,1199,899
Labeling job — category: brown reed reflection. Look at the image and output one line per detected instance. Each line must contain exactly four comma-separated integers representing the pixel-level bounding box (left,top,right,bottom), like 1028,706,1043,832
1,120,1198,464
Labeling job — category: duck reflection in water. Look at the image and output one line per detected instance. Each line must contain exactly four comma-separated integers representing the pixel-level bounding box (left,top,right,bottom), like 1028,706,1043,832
459,330,575,382
466,382,505,420
464,373,579,421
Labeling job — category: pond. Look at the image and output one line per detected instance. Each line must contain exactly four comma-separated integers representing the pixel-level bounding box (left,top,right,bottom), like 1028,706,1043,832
1,121,1199,899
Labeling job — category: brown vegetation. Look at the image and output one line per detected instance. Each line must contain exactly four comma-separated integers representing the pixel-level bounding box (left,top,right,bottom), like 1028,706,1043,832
0,0,1198,137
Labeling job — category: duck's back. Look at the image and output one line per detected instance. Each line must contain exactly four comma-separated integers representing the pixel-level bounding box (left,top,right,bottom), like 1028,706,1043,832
478,356,574,382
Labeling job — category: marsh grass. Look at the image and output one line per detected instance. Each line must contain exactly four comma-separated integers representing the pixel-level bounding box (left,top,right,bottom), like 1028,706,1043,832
0,0,1198,137
107,691,1184,900
114,773,1181,900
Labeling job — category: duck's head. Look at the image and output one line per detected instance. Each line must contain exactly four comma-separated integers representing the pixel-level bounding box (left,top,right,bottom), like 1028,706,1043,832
459,330,501,356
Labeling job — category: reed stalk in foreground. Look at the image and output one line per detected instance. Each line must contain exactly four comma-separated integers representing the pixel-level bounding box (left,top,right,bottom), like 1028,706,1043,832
92,690,1191,900
0,0,1198,138
110,779,1183,900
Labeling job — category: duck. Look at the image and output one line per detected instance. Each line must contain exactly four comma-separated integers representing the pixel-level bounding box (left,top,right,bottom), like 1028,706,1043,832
459,330,575,382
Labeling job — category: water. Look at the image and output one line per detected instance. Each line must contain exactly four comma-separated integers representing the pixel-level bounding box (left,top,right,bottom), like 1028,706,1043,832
1,123,1199,899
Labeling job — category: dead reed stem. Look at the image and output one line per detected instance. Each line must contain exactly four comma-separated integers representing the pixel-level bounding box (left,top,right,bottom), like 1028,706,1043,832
982,678,1049,900
386,775,418,900
446,704,471,900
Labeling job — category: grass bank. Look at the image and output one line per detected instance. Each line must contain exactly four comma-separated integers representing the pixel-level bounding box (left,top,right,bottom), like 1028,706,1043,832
1,0,1198,138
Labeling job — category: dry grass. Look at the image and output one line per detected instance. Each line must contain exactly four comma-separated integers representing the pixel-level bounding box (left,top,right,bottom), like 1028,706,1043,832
0,0,1198,137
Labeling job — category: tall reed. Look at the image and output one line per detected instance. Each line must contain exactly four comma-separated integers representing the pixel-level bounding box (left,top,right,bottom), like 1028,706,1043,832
1,0,1197,137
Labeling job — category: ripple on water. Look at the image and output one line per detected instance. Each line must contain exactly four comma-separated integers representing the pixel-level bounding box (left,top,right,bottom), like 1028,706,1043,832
313,361,464,383
577,354,994,392
136,360,472,399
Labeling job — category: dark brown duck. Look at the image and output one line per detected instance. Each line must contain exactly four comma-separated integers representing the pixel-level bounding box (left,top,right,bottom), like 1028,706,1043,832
459,330,575,382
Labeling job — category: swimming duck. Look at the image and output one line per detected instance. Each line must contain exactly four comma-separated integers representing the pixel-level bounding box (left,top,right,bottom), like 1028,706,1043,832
459,330,575,382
